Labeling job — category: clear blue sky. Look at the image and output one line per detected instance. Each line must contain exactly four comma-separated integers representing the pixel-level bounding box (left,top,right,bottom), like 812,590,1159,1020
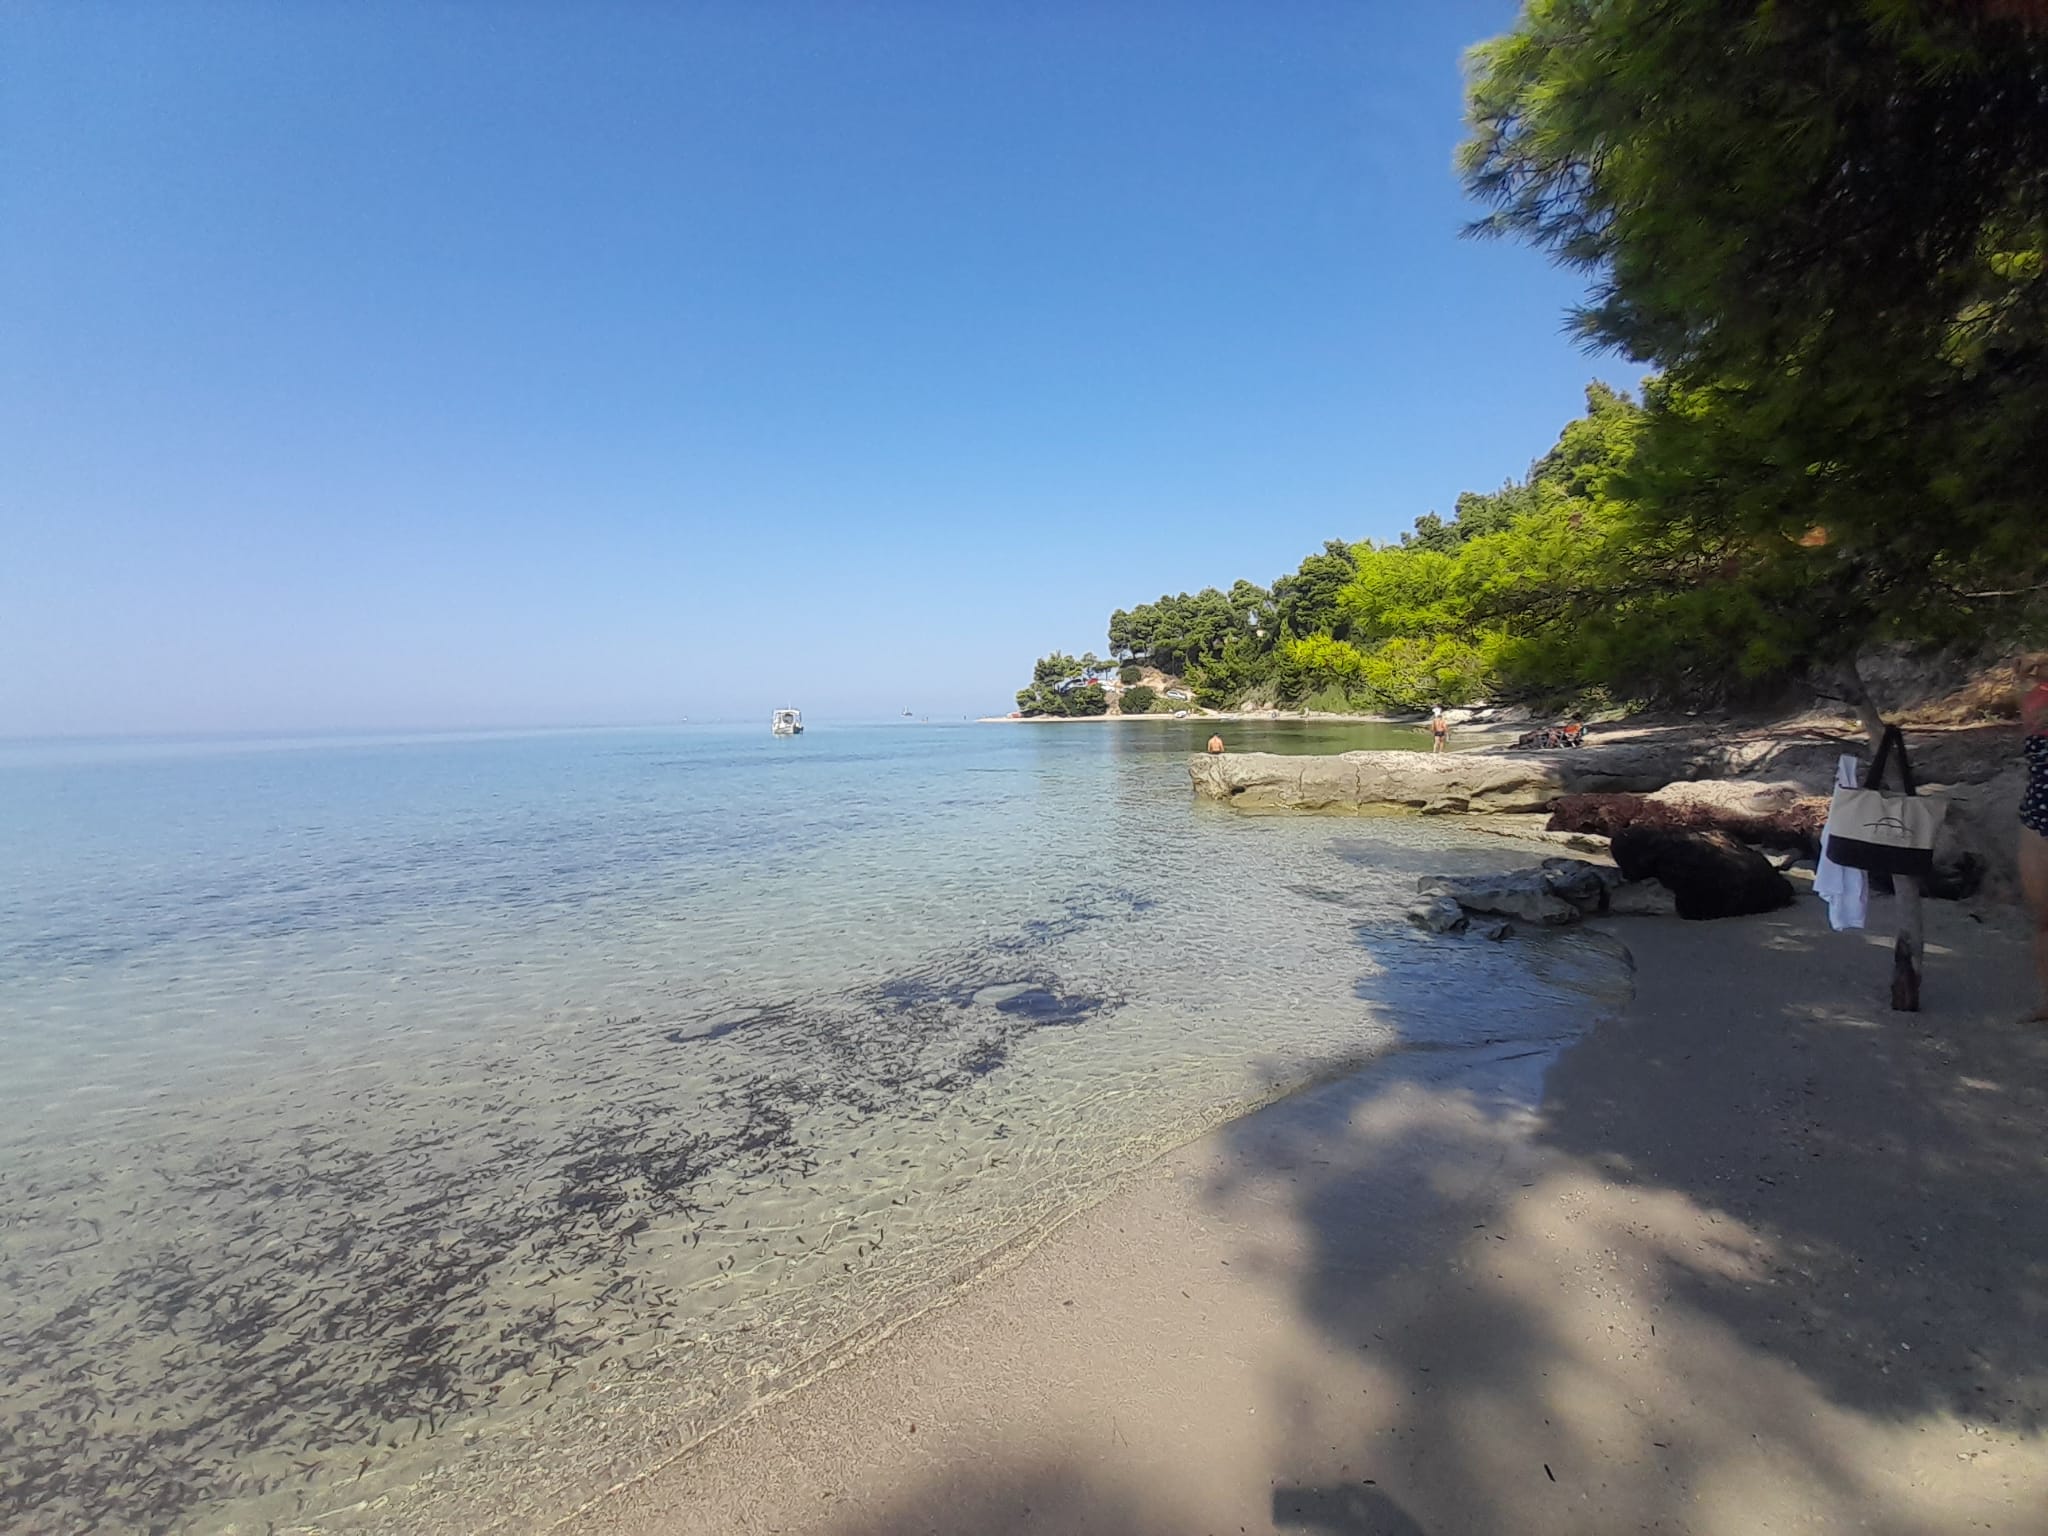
2,1,1627,733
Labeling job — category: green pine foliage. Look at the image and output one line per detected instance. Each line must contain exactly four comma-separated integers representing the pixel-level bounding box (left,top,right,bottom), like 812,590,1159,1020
1036,383,1665,713
1461,0,2048,690
1016,654,1109,717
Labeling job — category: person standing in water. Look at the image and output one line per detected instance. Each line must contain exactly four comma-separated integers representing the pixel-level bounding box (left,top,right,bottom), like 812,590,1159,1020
1430,706,1449,755
2020,654,2048,1020
1206,734,1225,755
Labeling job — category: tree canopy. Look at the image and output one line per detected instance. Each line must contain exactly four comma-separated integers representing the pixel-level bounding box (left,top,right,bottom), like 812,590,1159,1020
1014,654,1109,718
1020,383,1668,715
1461,0,2048,684
1107,585,1267,676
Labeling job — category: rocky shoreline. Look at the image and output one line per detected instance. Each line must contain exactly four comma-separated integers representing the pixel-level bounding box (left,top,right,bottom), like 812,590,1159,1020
1190,720,2028,903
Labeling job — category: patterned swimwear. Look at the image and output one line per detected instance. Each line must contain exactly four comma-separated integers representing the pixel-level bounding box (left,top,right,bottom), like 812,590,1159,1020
2027,734,2048,836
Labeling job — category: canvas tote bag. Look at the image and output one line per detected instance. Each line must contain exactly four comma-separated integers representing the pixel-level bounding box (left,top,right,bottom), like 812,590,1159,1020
1824,725,1947,878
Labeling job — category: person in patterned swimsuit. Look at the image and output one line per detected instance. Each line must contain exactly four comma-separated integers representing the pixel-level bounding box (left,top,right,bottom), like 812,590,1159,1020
2020,654,2048,1021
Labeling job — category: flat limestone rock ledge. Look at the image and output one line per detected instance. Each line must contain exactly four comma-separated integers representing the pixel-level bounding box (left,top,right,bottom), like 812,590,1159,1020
1187,744,1716,815
1188,724,2022,818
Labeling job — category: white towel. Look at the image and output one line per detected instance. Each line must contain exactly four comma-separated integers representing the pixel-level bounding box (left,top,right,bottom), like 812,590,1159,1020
1814,753,1868,931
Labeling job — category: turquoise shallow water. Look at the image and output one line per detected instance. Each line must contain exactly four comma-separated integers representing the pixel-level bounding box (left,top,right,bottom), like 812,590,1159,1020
0,721,1626,1533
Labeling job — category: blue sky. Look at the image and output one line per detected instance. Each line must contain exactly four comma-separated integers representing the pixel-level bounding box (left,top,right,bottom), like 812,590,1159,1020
2,1,1627,733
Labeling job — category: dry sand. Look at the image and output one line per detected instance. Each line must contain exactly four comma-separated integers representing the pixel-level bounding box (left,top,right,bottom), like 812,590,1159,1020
564,895,2048,1536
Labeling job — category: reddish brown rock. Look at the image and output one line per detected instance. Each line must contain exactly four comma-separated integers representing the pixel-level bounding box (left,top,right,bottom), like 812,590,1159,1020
1548,791,1826,856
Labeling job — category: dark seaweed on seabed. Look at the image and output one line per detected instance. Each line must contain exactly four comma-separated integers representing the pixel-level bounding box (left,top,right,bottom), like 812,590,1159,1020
0,884,1140,1535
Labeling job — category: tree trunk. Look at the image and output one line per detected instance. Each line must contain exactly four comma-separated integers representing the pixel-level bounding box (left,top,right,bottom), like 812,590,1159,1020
1838,662,1924,1012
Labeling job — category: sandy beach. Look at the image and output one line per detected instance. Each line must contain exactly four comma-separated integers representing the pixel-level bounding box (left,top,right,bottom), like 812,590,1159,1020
566,891,2048,1536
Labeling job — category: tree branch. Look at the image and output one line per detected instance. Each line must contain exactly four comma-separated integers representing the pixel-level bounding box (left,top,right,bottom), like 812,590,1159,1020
1956,581,2048,599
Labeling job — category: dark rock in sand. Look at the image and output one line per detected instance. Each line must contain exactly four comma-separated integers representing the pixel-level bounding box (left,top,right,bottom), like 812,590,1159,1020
1609,827,1797,921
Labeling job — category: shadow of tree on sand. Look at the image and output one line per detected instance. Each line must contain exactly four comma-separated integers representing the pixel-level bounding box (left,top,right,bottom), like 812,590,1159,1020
1272,1483,1432,1534
801,1462,1434,1536
1536,907,2048,1431
1192,898,2048,1533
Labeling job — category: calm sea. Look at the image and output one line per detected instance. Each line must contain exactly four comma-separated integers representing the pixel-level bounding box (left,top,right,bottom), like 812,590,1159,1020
0,721,1626,1534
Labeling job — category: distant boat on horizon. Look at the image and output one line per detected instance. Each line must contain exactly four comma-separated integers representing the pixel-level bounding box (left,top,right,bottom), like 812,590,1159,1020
771,708,803,736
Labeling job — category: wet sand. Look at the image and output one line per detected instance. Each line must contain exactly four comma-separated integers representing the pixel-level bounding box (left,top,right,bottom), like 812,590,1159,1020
568,894,2048,1536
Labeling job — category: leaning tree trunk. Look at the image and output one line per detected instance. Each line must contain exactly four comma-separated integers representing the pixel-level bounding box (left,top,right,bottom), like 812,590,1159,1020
1838,662,1924,1012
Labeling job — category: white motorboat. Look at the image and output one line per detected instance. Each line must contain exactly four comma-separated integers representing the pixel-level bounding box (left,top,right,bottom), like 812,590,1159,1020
771,708,804,736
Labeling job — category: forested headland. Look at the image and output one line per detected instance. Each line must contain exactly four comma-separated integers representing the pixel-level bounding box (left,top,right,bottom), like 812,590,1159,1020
1019,1,2045,722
